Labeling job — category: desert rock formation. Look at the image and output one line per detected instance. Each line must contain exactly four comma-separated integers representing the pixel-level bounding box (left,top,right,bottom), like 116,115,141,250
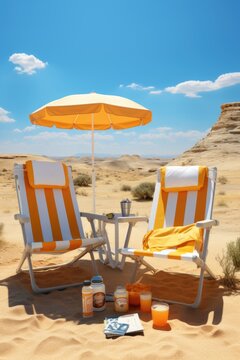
173,102,240,168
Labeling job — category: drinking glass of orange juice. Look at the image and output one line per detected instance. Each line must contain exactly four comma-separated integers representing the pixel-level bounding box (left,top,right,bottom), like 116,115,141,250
140,292,152,312
151,303,169,328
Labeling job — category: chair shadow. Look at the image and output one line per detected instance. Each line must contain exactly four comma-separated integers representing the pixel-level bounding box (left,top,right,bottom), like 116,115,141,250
0,260,226,327
0,260,142,325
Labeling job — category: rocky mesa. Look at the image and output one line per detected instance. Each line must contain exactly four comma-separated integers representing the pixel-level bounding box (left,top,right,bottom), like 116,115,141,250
173,102,240,169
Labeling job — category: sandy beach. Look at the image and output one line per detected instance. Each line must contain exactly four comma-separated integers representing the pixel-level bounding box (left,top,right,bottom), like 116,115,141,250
2,0,240,357
0,129,240,360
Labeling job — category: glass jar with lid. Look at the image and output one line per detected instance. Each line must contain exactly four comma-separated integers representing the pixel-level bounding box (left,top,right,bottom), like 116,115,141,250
91,275,106,311
114,285,129,312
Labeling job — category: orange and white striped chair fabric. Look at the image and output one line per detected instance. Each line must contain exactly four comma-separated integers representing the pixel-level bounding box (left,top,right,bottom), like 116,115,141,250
14,160,105,293
121,166,218,307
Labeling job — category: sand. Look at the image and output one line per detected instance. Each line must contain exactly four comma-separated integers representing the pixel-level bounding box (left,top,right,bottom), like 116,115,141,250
0,150,240,360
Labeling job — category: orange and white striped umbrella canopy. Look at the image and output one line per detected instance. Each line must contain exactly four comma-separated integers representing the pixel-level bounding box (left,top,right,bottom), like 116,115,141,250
29,92,152,130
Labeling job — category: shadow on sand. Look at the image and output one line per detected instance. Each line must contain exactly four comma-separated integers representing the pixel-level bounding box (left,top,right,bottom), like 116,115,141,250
0,259,226,327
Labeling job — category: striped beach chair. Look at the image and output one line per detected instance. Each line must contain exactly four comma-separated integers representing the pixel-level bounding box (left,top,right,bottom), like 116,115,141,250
121,166,218,307
14,160,105,293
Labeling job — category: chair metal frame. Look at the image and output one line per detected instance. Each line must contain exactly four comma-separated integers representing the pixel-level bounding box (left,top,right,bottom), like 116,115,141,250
14,163,105,294
121,167,219,308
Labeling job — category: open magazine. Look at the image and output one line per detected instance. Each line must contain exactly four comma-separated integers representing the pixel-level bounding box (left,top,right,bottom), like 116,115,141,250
104,313,144,338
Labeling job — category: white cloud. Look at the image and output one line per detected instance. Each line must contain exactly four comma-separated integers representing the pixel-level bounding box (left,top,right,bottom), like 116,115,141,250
156,127,172,132
121,82,156,91
14,125,36,133
139,128,207,141
0,107,15,123
24,131,114,142
25,132,71,141
172,130,207,138
3,126,210,157
115,130,136,137
120,72,240,98
149,90,162,95
165,72,240,97
9,53,47,75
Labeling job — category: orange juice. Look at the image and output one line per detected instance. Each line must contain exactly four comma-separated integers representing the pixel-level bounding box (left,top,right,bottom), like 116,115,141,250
128,291,140,306
151,303,169,327
126,283,151,306
140,292,152,312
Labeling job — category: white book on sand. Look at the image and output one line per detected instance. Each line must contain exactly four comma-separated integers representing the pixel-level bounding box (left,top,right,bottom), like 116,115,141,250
104,313,144,338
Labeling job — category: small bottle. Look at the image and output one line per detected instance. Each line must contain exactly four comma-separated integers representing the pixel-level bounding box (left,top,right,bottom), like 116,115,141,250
82,280,93,318
91,275,106,311
114,285,129,312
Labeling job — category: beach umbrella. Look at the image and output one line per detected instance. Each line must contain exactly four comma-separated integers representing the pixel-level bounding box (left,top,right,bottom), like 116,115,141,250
29,93,152,212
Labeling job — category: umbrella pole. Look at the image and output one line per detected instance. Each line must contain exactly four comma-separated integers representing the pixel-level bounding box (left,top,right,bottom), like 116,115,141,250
91,113,96,213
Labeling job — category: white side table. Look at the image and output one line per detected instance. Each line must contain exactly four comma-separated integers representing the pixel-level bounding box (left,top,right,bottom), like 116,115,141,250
100,214,148,269
81,212,148,269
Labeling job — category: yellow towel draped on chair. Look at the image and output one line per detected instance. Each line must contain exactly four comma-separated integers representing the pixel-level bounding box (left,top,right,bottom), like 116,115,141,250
143,223,203,256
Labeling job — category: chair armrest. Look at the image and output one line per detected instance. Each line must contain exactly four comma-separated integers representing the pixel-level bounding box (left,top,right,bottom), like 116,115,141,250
80,212,106,222
14,214,30,224
81,237,106,247
196,219,219,228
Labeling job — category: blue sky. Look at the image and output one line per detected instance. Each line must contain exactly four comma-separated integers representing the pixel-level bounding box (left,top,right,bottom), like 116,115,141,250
0,0,240,157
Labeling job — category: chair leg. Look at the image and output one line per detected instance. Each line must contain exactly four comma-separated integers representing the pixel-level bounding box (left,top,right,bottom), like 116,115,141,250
131,259,141,283
140,258,157,274
127,255,157,283
192,267,205,308
127,255,215,308
203,263,217,279
153,266,206,308
16,248,28,273
17,243,104,293
90,250,98,275
195,257,217,280
26,255,85,293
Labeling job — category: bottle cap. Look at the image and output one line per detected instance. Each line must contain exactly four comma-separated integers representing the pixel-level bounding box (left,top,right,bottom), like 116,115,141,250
91,275,103,284
83,280,91,286
120,199,131,203
115,285,124,290
115,286,126,294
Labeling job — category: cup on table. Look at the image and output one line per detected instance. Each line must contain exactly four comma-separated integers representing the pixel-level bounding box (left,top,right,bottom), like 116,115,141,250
151,302,169,328
120,199,131,217
140,291,152,312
